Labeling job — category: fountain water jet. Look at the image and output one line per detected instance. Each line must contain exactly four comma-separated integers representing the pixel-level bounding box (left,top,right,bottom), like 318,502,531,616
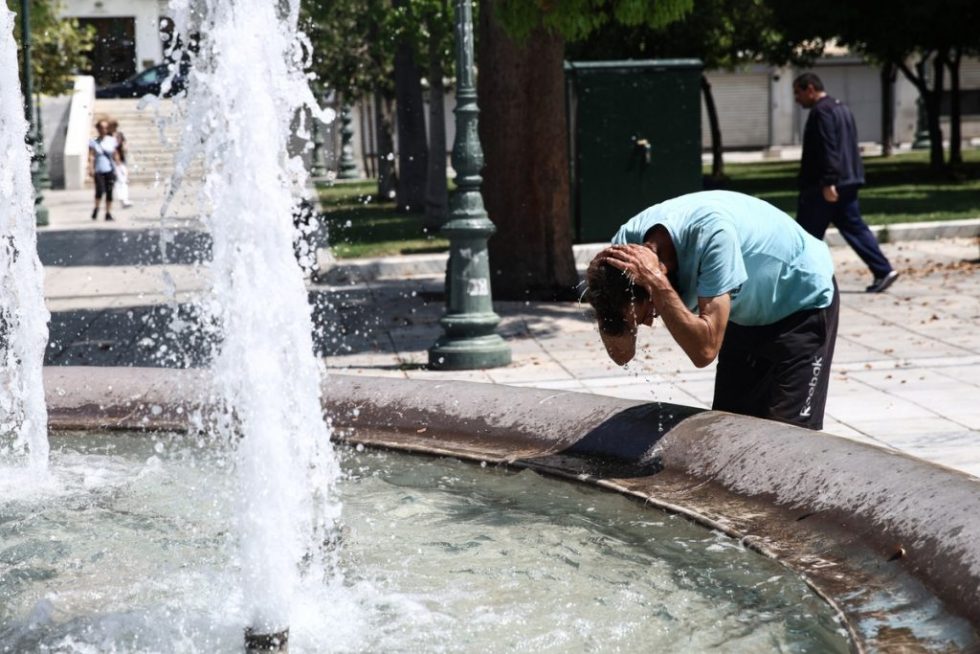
164,0,341,645
0,7,50,476
4,0,980,649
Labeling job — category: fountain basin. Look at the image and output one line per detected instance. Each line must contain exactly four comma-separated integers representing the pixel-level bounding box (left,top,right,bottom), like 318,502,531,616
2,430,851,651
41,366,980,652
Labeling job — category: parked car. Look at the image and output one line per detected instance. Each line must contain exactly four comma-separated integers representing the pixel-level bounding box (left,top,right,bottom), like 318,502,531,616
95,63,187,99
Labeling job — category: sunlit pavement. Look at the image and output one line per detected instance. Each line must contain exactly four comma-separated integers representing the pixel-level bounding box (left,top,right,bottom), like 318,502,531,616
39,186,980,478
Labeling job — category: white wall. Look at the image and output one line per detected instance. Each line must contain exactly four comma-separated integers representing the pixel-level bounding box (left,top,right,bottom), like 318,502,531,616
769,67,798,147
811,59,883,143
894,69,920,145
701,66,770,148
63,76,96,190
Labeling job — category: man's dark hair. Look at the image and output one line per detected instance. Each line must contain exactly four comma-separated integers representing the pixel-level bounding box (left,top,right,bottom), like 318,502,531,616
793,72,824,92
584,260,649,337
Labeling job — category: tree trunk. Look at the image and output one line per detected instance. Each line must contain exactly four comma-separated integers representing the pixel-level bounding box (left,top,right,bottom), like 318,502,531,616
424,13,448,228
897,55,945,172
394,43,429,212
947,47,963,166
928,52,946,170
374,90,398,200
477,0,578,301
701,74,724,182
880,63,895,157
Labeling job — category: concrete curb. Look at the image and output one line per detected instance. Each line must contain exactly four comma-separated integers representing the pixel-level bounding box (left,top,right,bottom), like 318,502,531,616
43,367,980,652
316,219,980,283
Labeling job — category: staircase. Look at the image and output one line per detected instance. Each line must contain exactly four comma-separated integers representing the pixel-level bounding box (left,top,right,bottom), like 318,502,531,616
90,98,204,187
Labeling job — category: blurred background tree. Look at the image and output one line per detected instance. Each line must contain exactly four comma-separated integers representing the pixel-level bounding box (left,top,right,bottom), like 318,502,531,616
479,0,693,300
303,0,398,196
304,0,454,216
7,0,94,96
387,0,454,224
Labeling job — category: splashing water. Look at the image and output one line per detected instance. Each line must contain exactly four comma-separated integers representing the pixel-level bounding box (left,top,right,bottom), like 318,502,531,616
0,7,50,475
164,0,341,635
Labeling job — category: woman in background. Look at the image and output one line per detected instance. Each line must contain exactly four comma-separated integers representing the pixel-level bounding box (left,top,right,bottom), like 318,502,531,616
107,119,132,208
87,119,119,221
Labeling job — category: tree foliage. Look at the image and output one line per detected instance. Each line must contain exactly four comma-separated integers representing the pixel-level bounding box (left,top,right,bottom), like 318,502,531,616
302,0,393,99
494,0,692,42
6,0,94,96
386,0,454,76
302,0,455,99
567,0,793,67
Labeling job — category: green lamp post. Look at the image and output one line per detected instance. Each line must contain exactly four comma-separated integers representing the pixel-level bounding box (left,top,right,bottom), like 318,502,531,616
310,85,328,179
35,93,51,189
19,0,49,227
311,115,328,179
337,104,358,179
427,0,510,370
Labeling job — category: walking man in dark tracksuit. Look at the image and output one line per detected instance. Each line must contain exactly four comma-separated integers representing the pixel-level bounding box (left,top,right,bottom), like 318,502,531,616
793,72,899,293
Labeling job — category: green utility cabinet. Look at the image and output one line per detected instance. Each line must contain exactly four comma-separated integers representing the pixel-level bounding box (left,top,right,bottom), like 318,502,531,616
566,60,703,243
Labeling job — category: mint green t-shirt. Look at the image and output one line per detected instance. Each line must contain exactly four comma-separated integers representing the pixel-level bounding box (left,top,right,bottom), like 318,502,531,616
611,190,835,326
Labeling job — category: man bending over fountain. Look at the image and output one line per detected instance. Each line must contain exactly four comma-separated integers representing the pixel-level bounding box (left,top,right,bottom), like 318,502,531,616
585,190,839,430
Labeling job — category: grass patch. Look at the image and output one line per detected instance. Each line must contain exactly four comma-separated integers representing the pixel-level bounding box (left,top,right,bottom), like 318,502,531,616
716,149,980,225
317,150,980,259
316,181,448,259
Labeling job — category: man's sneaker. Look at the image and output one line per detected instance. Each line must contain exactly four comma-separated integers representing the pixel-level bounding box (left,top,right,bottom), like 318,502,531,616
866,270,899,293
105,213,114,222
91,208,98,220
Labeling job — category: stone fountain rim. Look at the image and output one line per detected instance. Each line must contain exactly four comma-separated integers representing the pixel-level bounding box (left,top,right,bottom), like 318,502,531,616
43,366,980,653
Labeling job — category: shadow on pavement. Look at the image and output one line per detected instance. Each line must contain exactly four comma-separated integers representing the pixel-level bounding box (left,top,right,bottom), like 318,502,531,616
38,228,211,267
45,277,584,367
46,303,216,367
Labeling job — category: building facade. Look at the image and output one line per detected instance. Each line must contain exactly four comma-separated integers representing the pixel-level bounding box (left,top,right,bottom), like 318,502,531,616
702,55,980,151
61,0,171,85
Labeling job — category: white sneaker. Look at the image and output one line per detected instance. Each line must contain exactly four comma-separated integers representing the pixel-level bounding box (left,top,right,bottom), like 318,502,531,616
866,270,899,293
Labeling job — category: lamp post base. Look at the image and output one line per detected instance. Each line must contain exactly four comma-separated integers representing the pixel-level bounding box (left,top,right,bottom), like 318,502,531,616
428,334,511,370
244,627,288,653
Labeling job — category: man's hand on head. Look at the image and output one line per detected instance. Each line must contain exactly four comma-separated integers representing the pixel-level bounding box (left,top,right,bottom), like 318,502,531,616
603,244,667,295
587,248,617,276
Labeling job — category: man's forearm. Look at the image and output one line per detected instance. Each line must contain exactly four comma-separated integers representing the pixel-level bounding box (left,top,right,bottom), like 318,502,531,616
648,281,723,368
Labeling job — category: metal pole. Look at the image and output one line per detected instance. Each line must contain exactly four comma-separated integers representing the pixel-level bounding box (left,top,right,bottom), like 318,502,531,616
19,0,49,226
337,103,358,179
310,85,328,179
35,93,51,189
19,0,31,121
427,0,510,370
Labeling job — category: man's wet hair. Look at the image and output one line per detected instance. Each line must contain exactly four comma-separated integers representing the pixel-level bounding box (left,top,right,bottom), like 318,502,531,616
793,72,824,92
584,260,649,337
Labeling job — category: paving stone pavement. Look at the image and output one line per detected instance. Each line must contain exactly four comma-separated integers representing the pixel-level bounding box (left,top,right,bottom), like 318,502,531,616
38,187,980,479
